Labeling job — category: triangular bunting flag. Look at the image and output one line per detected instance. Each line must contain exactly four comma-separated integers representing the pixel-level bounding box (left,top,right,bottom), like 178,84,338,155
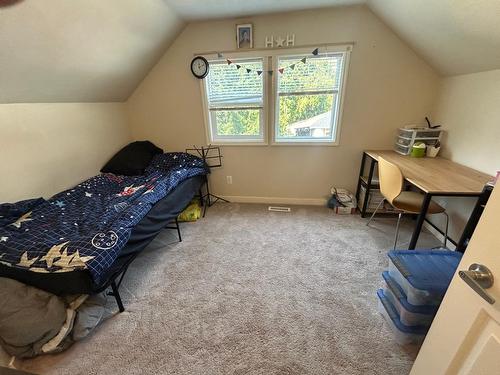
267,70,273,76
290,64,296,70
300,57,307,64
227,59,233,65
312,48,319,56
257,70,263,76
236,64,241,69
278,68,285,74
246,68,252,74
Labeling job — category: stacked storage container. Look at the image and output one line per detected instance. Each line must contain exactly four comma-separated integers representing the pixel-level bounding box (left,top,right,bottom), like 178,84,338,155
394,128,442,155
377,250,463,345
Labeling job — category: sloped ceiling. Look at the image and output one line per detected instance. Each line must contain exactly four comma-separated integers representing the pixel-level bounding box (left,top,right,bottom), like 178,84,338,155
162,0,500,76
1,0,500,103
162,0,363,20
368,0,500,76
0,0,184,103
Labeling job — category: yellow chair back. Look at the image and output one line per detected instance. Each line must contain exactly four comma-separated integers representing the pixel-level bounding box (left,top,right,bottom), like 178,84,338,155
378,157,403,204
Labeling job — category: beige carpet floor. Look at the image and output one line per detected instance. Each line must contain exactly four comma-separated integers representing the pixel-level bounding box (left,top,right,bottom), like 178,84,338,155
18,204,441,375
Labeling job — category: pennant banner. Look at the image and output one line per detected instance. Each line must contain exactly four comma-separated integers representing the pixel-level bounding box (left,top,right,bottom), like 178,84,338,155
220,48,320,76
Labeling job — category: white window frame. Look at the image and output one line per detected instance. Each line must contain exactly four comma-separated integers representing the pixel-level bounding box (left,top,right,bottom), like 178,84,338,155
199,45,351,146
200,51,269,146
271,48,349,145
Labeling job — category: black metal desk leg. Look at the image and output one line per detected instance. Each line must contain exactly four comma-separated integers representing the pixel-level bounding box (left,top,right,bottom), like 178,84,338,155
456,185,492,252
361,157,376,218
356,152,367,202
408,193,432,250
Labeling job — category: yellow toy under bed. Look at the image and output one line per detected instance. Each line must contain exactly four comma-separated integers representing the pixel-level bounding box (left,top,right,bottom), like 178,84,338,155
177,200,202,222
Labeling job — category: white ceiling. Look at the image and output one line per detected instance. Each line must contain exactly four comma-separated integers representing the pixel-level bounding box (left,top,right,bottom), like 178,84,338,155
0,0,184,103
1,0,500,103
162,0,363,20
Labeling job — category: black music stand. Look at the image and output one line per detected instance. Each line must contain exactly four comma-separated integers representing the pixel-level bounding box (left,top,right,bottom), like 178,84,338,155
186,145,229,216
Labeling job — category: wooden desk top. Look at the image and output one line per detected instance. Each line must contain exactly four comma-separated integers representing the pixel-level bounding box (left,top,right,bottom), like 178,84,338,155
365,150,492,195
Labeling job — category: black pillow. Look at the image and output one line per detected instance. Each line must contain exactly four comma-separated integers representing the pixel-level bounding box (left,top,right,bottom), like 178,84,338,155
101,141,163,176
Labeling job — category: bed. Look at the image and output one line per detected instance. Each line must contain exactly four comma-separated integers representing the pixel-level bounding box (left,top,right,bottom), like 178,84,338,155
0,149,208,311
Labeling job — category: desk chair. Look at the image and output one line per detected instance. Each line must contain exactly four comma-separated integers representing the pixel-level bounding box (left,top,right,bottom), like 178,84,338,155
367,157,449,249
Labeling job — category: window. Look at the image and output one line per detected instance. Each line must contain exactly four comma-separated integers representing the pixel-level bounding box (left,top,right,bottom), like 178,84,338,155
200,46,350,145
204,58,265,143
274,53,344,143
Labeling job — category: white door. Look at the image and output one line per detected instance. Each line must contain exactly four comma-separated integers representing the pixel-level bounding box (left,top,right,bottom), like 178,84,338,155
411,185,500,375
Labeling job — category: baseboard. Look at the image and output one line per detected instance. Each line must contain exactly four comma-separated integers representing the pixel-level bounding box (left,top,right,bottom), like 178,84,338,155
423,221,456,250
217,195,327,206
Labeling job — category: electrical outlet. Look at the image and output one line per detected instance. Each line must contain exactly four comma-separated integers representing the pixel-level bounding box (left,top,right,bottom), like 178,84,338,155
226,176,233,184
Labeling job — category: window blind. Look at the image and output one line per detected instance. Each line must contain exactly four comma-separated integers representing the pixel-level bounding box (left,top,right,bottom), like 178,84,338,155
277,54,343,95
206,58,264,109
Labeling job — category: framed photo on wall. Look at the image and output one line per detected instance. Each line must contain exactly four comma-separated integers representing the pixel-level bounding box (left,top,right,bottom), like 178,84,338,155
236,23,253,49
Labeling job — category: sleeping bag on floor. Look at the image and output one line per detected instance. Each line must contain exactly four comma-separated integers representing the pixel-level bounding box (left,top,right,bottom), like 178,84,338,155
0,278,106,358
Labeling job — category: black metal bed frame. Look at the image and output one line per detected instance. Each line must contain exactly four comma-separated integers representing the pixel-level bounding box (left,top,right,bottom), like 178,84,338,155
102,217,183,313
102,178,213,313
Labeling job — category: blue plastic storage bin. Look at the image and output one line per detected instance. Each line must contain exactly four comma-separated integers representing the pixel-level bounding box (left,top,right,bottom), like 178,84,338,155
382,271,438,326
377,289,428,345
388,250,463,305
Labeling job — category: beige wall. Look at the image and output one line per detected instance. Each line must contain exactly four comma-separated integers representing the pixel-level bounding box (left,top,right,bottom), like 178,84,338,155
427,70,500,244
0,103,131,202
127,5,439,203
435,69,500,175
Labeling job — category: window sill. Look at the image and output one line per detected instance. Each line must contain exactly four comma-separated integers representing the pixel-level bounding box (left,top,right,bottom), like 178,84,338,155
210,141,268,147
208,141,340,147
271,141,339,146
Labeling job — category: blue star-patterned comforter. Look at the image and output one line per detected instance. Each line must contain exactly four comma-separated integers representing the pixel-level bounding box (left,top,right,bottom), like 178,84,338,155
0,153,208,283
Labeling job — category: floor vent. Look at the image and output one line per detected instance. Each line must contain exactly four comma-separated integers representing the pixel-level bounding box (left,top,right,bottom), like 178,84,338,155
268,206,291,212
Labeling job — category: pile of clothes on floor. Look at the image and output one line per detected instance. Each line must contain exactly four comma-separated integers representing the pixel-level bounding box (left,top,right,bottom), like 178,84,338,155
0,278,107,358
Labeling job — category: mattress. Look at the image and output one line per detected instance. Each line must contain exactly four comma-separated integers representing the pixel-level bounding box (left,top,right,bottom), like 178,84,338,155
0,175,205,295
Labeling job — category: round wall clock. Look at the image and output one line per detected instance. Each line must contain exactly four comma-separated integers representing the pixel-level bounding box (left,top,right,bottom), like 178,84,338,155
191,56,209,79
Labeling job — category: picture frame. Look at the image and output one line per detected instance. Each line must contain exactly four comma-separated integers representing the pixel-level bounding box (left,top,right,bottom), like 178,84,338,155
236,23,253,49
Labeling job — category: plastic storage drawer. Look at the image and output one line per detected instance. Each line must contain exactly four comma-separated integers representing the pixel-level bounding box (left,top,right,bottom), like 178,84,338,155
382,271,438,326
397,136,440,147
396,136,412,147
377,289,427,345
388,250,462,306
398,128,442,139
394,143,410,155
